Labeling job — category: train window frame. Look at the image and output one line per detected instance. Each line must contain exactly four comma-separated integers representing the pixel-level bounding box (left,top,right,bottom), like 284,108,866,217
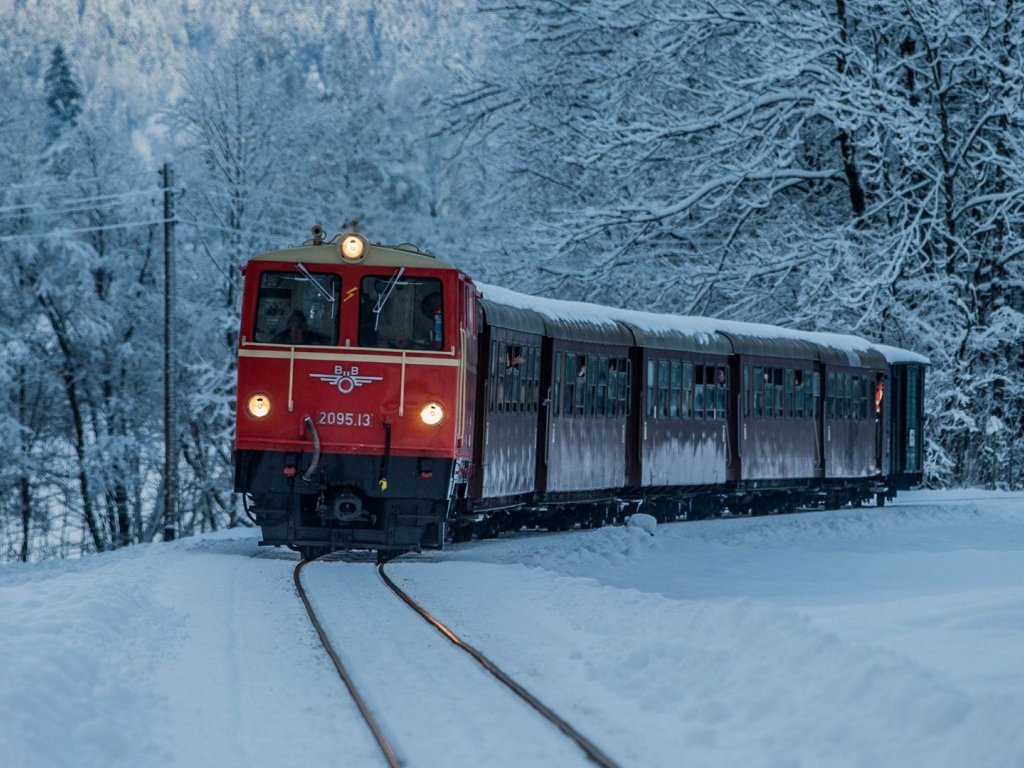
254,270,340,346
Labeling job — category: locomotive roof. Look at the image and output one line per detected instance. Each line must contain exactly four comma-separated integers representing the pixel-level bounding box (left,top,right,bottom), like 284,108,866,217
478,282,916,367
248,241,461,271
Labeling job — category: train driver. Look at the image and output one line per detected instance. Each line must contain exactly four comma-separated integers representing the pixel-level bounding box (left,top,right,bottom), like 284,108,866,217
273,309,325,345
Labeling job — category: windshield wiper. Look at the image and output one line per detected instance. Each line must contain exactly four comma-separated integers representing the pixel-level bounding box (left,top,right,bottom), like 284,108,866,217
296,263,336,304
372,267,405,330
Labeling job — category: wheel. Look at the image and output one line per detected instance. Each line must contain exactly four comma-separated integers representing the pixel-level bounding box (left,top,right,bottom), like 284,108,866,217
300,545,331,561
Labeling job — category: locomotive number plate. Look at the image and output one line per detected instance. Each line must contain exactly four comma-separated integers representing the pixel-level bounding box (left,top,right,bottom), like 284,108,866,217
317,411,373,428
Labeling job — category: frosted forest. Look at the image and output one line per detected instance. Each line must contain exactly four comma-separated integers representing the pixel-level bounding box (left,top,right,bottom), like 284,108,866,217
1,0,1022,561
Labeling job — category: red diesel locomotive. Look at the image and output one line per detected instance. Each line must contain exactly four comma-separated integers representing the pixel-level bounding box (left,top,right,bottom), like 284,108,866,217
234,230,927,561
234,231,478,560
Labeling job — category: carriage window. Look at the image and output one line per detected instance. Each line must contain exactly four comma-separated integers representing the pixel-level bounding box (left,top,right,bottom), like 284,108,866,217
489,340,500,412
785,369,795,419
810,371,820,419
597,357,609,416
826,373,836,419
694,365,705,419
254,270,339,345
745,364,753,417
753,367,764,418
608,361,620,417
658,360,670,418
646,360,655,418
670,361,681,418
557,352,565,417
616,359,630,417
715,367,728,420
584,355,597,417
359,275,443,350
794,369,804,419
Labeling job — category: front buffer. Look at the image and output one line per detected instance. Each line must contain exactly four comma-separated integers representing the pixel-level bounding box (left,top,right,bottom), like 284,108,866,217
235,444,460,561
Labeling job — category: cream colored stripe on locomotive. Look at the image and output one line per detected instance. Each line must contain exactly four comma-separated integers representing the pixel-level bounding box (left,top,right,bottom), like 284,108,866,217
238,348,460,367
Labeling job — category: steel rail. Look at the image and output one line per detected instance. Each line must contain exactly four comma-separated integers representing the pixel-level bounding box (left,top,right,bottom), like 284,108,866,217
294,560,402,768
378,563,621,768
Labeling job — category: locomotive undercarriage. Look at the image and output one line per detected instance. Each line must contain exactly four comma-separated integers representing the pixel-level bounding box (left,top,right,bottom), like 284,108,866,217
235,449,461,561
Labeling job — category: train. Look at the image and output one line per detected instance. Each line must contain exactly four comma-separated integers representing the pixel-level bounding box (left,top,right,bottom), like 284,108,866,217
233,230,927,561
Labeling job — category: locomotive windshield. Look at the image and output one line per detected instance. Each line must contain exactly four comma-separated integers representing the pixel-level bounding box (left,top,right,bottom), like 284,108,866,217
253,270,339,345
359,275,444,350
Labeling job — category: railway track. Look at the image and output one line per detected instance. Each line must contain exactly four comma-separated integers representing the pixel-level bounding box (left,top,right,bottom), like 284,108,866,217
293,559,401,767
294,555,621,768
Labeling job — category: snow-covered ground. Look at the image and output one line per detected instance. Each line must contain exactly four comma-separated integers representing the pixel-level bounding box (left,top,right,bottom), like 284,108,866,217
2,490,1023,767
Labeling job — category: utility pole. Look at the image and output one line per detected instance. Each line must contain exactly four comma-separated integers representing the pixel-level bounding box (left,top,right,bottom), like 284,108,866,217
162,163,178,542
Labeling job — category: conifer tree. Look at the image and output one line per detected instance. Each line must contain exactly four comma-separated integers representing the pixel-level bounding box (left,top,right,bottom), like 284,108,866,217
44,45,81,144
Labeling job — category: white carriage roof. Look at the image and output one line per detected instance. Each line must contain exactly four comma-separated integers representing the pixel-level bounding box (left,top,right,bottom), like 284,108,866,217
872,344,931,365
477,282,926,364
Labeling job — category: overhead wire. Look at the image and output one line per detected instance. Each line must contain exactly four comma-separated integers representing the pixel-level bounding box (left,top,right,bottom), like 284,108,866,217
0,219,170,242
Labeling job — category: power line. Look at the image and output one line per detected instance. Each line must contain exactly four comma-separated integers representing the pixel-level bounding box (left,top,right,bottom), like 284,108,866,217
0,187,171,216
0,218,170,242
0,176,106,192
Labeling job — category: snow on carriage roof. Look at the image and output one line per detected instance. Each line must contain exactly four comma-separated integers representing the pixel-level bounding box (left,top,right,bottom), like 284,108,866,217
477,282,924,363
873,344,930,365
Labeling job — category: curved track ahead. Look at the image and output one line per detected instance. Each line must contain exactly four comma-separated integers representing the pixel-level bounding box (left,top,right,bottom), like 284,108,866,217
293,560,402,768
378,562,621,768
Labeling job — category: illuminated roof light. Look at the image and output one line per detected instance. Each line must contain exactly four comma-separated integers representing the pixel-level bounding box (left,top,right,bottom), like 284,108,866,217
420,402,445,426
339,232,368,262
247,393,272,419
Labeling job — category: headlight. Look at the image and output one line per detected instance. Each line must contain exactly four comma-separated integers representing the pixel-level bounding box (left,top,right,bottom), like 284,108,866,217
420,402,444,426
246,393,272,418
339,232,367,262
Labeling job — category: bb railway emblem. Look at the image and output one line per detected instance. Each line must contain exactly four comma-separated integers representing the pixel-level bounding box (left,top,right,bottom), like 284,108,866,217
310,365,383,394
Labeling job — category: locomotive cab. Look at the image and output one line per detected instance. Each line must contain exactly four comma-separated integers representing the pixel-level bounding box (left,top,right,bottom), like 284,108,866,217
234,232,477,560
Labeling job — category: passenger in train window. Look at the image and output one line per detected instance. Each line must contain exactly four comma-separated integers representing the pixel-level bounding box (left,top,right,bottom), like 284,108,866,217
506,345,524,371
